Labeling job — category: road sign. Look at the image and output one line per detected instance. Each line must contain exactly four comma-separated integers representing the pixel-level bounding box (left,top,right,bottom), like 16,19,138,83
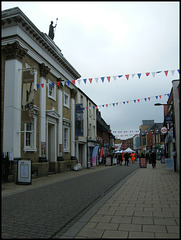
161,127,167,134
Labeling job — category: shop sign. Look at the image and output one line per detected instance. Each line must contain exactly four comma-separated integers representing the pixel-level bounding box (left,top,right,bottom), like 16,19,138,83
161,127,167,134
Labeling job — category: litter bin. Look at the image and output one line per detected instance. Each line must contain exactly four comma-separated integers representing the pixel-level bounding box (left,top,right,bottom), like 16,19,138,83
16,159,32,185
139,158,147,168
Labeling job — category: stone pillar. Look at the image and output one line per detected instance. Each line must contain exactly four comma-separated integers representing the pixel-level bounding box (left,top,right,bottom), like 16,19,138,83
57,79,64,161
2,41,27,158
39,63,50,162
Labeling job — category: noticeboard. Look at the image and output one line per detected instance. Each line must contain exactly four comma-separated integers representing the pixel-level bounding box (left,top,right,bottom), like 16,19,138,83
140,158,147,168
106,157,112,166
165,158,174,170
17,160,31,185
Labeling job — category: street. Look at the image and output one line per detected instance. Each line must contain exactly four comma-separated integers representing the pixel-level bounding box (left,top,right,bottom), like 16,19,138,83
2,164,138,238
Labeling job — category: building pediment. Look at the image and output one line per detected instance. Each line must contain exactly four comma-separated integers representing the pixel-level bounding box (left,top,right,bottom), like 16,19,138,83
46,108,60,119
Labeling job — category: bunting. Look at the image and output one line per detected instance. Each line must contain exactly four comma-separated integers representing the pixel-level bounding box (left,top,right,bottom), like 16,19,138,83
35,69,179,88
113,129,162,138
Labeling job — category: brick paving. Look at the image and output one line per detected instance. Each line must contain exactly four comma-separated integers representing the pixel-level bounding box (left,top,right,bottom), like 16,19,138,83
74,162,179,239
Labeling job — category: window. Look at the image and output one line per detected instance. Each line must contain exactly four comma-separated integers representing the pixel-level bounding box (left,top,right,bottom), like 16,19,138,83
24,122,36,151
64,92,70,108
48,80,56,101
63,127,69,152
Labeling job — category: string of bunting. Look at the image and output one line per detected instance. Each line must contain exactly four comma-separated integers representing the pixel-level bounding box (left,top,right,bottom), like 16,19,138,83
97,93,169,109
113,129,161,138
75,69,180,84
35,69,180,88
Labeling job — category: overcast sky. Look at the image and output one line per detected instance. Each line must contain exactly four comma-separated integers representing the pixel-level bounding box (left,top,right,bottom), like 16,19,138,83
2,1,180,139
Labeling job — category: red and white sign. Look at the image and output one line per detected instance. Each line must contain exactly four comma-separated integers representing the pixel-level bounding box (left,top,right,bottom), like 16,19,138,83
161,127,167,134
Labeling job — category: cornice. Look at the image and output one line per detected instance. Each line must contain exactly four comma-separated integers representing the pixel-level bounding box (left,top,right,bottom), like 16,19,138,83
2,7,81,79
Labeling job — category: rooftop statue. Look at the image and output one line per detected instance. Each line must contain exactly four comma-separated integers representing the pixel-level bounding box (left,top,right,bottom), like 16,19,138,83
48,19,58,40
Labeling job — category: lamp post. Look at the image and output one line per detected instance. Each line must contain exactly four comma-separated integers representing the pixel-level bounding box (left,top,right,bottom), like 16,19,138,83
154,103,176,172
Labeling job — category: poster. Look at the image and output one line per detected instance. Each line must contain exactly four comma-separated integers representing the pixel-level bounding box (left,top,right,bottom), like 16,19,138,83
75,104,83,136
106,157,111,166
92,146,99,166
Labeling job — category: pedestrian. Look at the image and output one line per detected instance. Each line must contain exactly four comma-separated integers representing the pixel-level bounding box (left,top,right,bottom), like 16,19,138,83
124,152,129,166
150,150,156,168
118,154,123,166
130,152,135,164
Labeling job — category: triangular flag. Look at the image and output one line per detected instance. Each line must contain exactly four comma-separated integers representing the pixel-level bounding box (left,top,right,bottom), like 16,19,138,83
134,100,136,103
113,76,117,80
83,79,87,84
144,98,147,101
72,80,75,85
51,82,55,87
177,69,180,74
107,76,111,82
41,83,44,88
148,97,150,101
106,104,108,107
123,101,125,104
77,79,81,84
137,73,141,79
164,70,168,76
125,74,129,80
159,95,162,99
56,81,60,86
118,75,123,78
171,70,175,75
67,81,70,86
137,99,140,103
152,72,156,77
116,102,118,106
155,96,158,99
132,73,135,78
89,78,93,83
101,77,105,83
37,84,40,89
112,103,115,107
127,101,129,104
95,77,99,83
156,71,162,74
146,72,150,76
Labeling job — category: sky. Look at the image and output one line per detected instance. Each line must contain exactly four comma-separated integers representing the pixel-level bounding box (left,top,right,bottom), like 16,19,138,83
2,1,180,139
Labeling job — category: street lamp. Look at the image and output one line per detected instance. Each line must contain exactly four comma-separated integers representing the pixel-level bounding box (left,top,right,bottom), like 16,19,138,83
154,102,176,172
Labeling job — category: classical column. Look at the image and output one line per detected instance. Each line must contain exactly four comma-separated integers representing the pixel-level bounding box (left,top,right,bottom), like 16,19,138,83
3,41,27,159
70,89,77,160
57,79,64,161
39,63,50,162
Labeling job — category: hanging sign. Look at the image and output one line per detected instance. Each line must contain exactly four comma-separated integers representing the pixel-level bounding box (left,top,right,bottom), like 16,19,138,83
161,127,167,134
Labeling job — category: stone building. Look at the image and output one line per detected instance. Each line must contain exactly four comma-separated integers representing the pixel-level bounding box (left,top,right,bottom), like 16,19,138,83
1,7,81,179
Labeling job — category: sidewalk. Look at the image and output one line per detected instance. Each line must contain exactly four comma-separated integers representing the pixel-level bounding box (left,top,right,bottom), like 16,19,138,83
73,162,179,239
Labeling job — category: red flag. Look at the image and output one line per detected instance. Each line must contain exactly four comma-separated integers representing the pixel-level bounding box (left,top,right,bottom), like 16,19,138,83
72,80,75,84
159,95,162,99
125,74,129,80
41,84,44,88
137,99,140,102
107,76,111,82
146,72,150,76
56,82,60,86
148,97,150,101
106,104,108,107
127,101,129,104
89,78,93,83
164,70,168,76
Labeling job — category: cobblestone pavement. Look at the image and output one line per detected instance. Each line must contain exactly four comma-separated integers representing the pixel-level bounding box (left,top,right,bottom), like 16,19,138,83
68,162,179,239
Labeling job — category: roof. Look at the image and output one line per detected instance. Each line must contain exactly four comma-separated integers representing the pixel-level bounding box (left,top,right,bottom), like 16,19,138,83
1,7,81,79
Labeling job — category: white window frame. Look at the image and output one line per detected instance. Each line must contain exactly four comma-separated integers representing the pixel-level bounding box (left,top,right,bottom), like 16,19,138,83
63,126,70,152
48,79,56,101
23,117,37,152
64,91,70,108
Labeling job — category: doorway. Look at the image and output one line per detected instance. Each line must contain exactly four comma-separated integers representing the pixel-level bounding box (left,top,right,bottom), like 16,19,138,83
48,122,56,172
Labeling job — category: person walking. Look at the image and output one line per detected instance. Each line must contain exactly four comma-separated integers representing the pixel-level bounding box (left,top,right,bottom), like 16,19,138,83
124,152,130,166
150,150,156,168
130,152,135,164
118,153,123,166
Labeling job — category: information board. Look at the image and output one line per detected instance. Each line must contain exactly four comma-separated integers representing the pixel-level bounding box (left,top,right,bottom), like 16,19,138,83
140,158,147,168
17,160,31,184
165,158,174,170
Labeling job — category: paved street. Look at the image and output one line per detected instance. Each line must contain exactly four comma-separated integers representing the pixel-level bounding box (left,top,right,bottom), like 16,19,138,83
2,163,138,238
